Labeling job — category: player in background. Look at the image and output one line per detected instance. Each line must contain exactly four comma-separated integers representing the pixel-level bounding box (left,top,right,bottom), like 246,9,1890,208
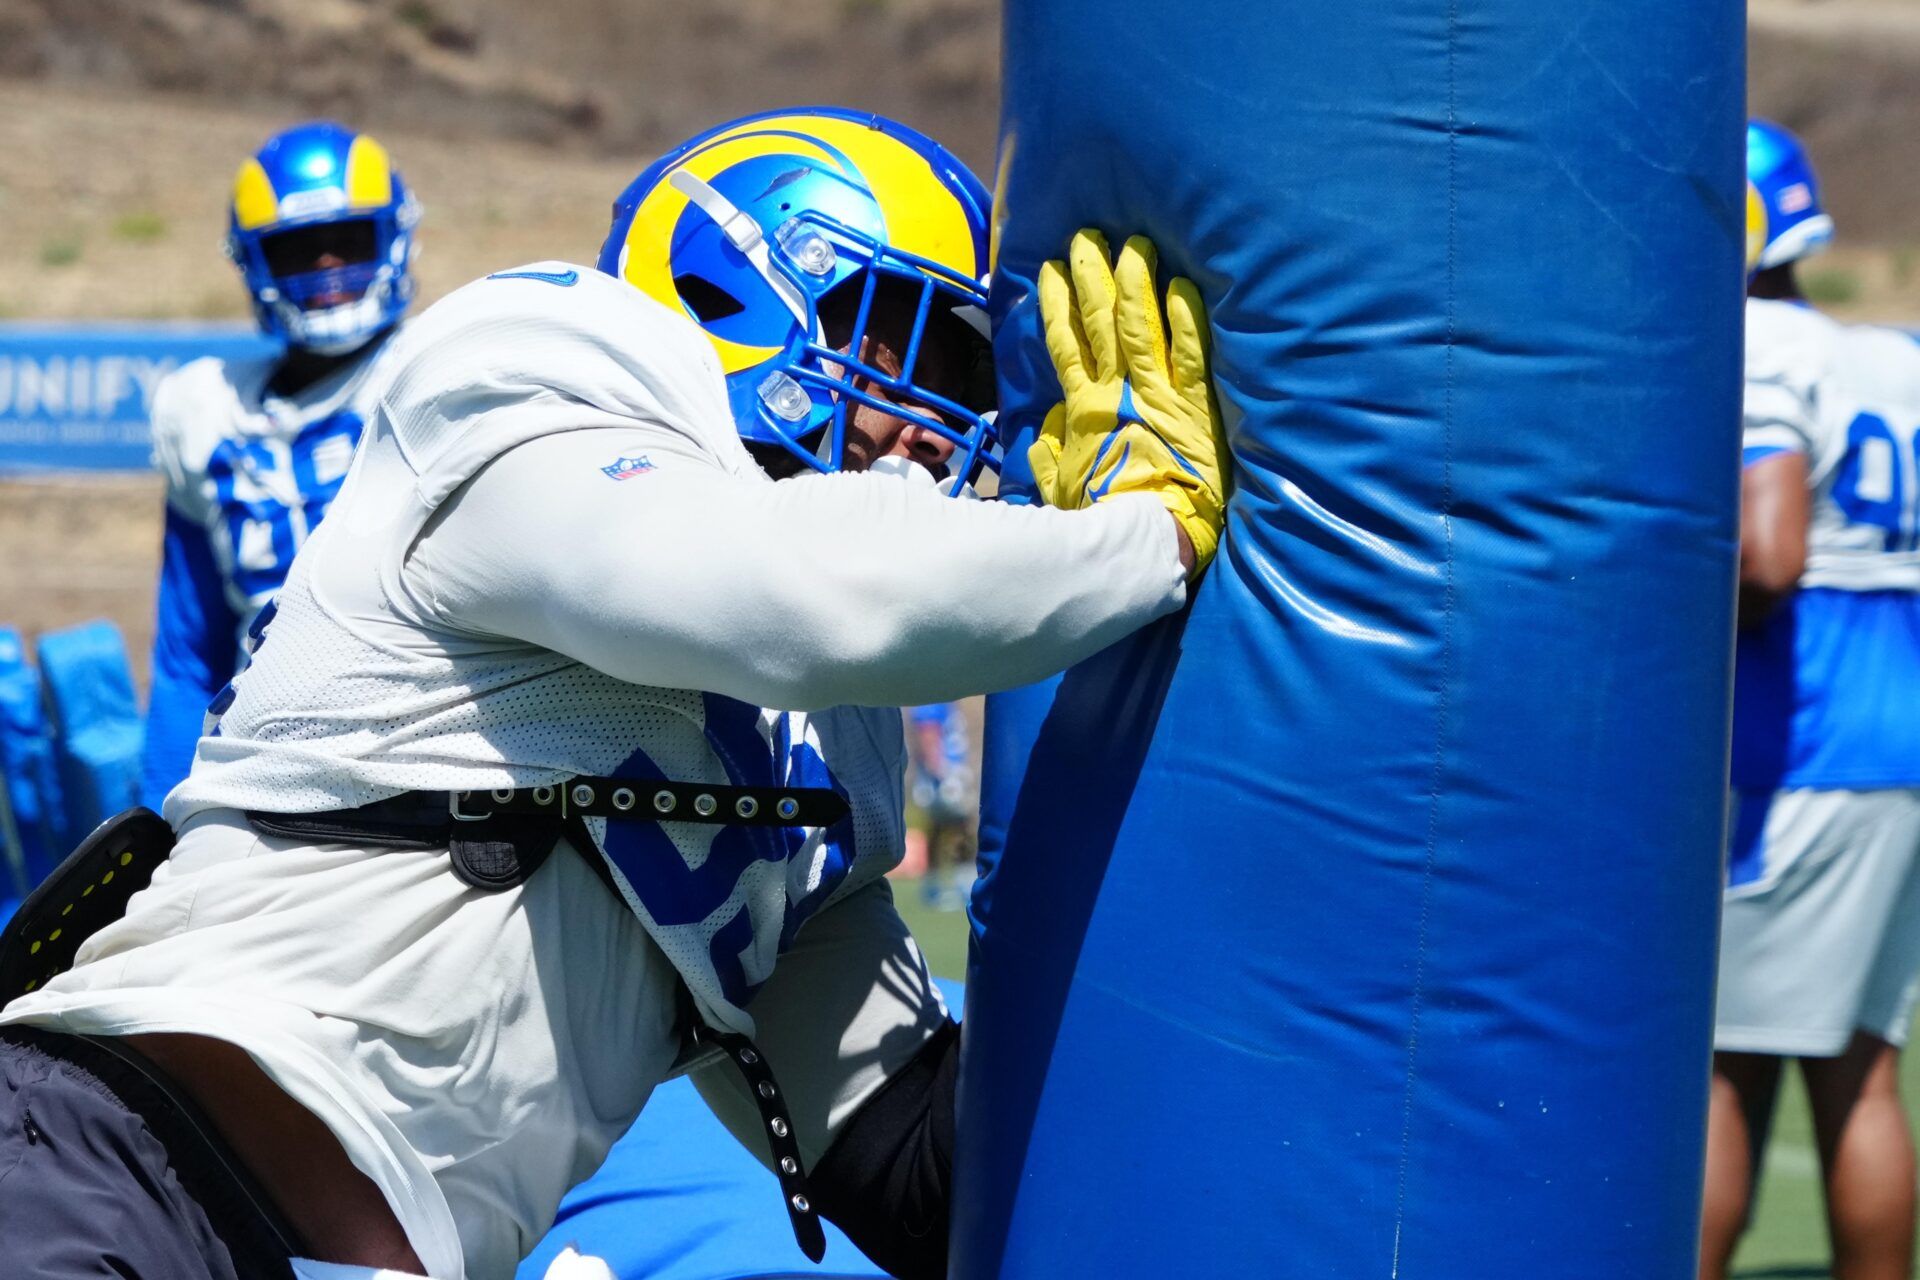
1699,121,1920,1280
140,121,421,809
905,702,975,910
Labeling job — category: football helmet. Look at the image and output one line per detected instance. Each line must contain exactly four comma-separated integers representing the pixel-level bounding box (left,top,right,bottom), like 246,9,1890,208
227,121,421,355
600,107,997,492
1747,119,1833,272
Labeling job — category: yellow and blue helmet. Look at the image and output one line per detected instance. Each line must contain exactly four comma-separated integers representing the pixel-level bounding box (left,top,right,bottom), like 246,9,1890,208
226,121,421,355
1748,119,1833,272
599,107,998,490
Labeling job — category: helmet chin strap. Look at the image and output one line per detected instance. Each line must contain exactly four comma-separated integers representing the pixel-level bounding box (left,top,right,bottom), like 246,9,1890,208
669,169,813,331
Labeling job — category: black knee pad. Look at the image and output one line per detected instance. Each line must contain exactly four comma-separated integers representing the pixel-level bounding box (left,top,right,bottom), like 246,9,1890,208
810,1018,960,1279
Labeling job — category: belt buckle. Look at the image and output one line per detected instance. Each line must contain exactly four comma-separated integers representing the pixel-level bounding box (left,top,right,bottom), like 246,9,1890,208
449,791,493,823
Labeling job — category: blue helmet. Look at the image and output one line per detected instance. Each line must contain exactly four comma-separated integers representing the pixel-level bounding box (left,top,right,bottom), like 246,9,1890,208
1747,119,1833,272
599,108,998,493
226,122,421,355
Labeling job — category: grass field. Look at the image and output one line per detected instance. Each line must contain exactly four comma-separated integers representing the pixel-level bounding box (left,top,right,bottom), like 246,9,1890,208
891,876,1920,1278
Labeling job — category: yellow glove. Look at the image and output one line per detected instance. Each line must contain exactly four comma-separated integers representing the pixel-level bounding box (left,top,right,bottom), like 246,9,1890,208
1027,229,1230,578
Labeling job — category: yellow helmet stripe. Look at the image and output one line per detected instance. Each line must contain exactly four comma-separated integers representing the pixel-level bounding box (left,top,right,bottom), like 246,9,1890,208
344,135,395,209
618,131,845,323
232,158,280,231
708,334,785,377
704,114,979,279
1745,180,1768,275
619,114,981,347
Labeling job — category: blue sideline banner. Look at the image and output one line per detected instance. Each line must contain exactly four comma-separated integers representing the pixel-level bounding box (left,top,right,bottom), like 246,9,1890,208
0,324,277,473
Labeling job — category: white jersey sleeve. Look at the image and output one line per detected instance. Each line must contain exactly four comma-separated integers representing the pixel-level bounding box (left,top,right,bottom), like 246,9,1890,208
406,426,1182,712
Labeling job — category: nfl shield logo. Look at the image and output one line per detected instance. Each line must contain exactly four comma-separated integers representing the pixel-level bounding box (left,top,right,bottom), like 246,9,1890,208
601,454,656,481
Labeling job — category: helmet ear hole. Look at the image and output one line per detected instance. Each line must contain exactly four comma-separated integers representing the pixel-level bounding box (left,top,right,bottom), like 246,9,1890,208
674,273,746,323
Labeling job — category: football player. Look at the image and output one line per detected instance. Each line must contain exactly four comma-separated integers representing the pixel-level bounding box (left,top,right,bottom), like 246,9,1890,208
140,121,421,810
0,108,1227,1280
905,702,976,911
1700,120,1920,1280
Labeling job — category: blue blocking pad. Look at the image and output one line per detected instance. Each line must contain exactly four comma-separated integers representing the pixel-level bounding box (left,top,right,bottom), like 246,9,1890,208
960,0,1745,1276
0,628,63,891
38,621,143,854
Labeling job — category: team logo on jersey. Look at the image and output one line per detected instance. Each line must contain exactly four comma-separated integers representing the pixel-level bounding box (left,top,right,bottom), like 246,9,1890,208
601,454,656,480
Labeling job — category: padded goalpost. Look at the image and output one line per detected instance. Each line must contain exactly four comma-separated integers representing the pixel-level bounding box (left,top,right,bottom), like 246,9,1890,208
957,1,1746,1274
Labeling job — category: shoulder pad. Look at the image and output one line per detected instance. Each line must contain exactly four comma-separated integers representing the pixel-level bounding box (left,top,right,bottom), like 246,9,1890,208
377,261,736,470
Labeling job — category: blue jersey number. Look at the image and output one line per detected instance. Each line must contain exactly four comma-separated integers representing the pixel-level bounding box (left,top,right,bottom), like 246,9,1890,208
599,695,853,1008
1833,411,1919,551
206,411,364,599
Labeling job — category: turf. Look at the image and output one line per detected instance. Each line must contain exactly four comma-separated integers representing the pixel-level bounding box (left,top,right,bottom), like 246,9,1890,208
890,876,1918,1277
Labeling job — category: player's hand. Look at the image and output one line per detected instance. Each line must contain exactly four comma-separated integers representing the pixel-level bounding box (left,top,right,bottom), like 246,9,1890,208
1028,229,1230,580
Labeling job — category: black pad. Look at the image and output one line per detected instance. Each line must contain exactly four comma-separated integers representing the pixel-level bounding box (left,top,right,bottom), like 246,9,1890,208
0,807,174,1003
811,1018,960,1279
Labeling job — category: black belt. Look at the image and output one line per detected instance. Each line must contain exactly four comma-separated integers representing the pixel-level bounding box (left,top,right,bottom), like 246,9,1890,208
247,775,848,893
448,776,850,826
244,775,841,1262
1,1025,302,1278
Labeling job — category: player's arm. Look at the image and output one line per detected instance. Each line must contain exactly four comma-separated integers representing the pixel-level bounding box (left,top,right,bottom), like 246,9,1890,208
1736,450,1809,627
1735,352,1815,628
407,227,1224,711
407,434,1186,712
141,503,241,808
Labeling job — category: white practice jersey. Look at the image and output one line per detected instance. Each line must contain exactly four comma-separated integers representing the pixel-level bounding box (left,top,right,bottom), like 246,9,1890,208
1732,298,1920,800
151,333,400,644
1743,298,1920,591
168,261,1185,1032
